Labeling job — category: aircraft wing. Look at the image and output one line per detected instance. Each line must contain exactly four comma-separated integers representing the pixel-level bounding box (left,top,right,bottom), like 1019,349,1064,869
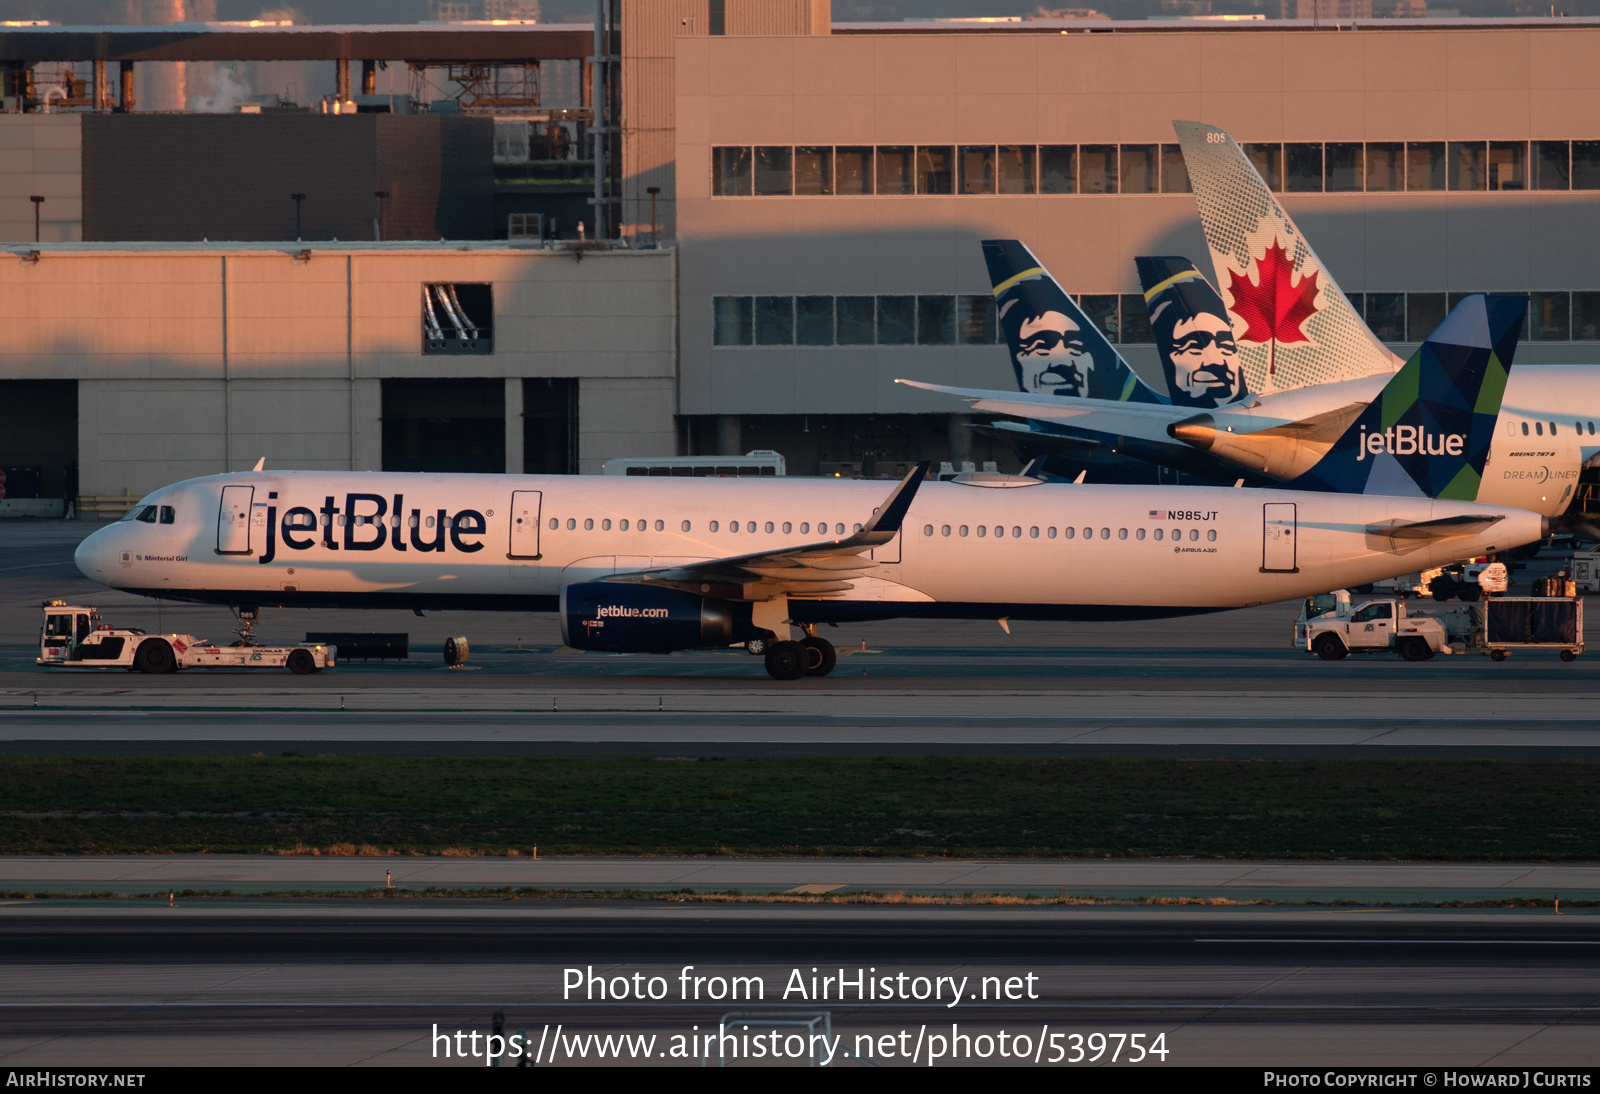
898,379,1189,432
606,461,931,600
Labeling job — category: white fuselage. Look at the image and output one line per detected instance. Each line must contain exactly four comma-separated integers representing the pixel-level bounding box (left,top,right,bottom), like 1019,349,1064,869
75,471,1545,623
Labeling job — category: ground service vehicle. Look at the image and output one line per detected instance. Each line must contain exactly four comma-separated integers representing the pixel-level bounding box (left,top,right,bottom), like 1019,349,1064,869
1302,596,1582,662
37,602,334,674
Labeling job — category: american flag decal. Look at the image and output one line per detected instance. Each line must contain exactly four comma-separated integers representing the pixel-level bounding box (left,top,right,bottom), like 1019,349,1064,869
1149,510,1165,520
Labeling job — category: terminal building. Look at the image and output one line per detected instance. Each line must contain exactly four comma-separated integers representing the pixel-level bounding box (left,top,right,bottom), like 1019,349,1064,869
1,3,1599,512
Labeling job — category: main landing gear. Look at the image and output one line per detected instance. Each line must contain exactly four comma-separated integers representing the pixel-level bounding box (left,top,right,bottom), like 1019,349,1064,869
760,626,837,681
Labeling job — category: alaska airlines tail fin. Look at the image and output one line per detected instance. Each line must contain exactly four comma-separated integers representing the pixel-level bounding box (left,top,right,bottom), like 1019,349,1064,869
982,239,1165,404
1172,121,1401,395
1286,294,1526,499
1134,256,1252,409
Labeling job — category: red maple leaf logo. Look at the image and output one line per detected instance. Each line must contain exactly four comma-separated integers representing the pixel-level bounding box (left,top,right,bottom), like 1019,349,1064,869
1226,239,1320,360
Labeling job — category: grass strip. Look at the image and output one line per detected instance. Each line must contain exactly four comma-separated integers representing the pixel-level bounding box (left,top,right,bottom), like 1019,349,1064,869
3,754,1600,859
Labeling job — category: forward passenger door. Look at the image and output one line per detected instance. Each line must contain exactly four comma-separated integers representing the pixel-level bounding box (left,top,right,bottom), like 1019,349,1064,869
216,485,254,555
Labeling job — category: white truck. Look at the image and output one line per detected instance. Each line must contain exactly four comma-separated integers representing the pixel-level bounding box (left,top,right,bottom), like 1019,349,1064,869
1300,594,1583,663
1368,561,1508,601
36,602,335,675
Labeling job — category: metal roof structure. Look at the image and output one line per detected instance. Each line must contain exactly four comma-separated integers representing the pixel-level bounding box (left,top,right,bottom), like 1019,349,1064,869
0,22,596,63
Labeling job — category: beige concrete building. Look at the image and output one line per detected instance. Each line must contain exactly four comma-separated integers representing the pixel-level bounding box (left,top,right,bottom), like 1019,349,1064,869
0,243,672,499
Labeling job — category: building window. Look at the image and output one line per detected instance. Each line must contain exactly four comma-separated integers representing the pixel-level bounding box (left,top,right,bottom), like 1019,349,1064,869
1119,294,1152,344
795,147,834,196
712,146,752,196
1530,291,1570,342
1367,293,1405,342
877,295,915,345
709,0,724,35
1365,142,1403,191
836,146,873,194
1575,293,1600,340
1079,295,1119,343
1285,143,1322,192
1535,141,1570,190
1039,145,1076,194
1079,144,1117,194
1449,141,1486,191
1407,142,1446,190
1120,144,1158,194
1573,141,1600,190
422,284,493,355
1488,141,1526,191
1244,143,1283,191
754,296,794,345
753,146,793,196
836,296,875,344
917,295,955,345
713,296,753,345
958,295,996,344
1345,293,1364,319
998,145,1036,194
917,146,954,195
796,295,834,345
960,145,995,194
876,146,914,195
1407,293,1446,341
1159,144,1190,193
1325,142,1362,192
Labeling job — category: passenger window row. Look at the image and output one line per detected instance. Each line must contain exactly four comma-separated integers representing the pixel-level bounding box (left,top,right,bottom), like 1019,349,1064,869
713,141,1600,198
923,524,1218,542
545,519,859,535
1514,420,1598,436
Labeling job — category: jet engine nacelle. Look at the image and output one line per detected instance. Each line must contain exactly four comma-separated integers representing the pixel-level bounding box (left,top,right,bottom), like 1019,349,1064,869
560,581,742,653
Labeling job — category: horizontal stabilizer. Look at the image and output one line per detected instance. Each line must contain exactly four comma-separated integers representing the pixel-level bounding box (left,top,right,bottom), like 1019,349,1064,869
1366,513,1505,546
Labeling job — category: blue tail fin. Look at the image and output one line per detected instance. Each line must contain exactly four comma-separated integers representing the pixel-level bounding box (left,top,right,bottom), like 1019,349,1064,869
982,239,1165,404
1134,256,1253,410
1285,294,1526,499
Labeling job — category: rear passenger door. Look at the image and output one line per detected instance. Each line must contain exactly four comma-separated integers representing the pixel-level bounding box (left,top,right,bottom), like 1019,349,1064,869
509,490,542,559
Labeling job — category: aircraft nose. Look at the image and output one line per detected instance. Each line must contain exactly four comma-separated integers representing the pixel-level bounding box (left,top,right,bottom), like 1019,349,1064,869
74,525,108,580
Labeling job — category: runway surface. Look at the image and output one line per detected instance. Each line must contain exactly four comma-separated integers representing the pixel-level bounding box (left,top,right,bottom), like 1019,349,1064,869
5,855,1599,903
4,667,1600,757
3,905,1599,1066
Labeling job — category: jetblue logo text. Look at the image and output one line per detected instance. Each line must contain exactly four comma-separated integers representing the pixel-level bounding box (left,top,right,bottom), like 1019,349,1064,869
1355,424,1465,462
258,494,486,564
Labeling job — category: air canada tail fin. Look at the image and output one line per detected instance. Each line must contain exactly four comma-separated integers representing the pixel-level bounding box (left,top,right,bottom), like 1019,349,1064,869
1285,294,1526,499
981,239,1166,404
1173,120,1401,395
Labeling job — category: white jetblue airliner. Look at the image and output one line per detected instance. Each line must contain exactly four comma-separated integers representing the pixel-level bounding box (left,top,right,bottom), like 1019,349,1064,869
74,296,1542,679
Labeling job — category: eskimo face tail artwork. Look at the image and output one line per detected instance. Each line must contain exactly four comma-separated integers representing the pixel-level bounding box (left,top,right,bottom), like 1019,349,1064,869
982,238,1165,404
1172,120,1401,396
1288,294,1526,499
1134,256,1250,410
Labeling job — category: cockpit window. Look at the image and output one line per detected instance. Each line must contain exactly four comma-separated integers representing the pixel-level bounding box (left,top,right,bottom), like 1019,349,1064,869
159,506,175,525
133,505,157,524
